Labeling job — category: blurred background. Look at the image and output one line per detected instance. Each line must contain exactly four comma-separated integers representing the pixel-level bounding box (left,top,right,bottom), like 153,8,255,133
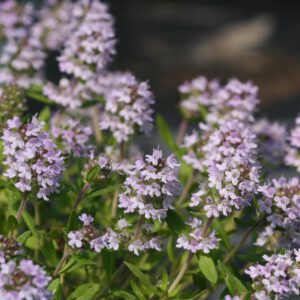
109,0,300,128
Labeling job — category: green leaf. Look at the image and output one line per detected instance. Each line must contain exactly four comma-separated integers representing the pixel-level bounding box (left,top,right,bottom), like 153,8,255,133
87,184,119,199
39,106,51,123
66,210,77,232
156,115,183,157
198,255,218,284
26,91,56,106
48,278,60,293
124,262,158,295
130,281,146,300
59,257,97,275
113,290,137,300
166,210,186,235
160,270,169,291
22,211,36,235
218,261,248,295
86,166,100,183
213,219,231,250
41,238,58,267
17,230,31,244
71,283,100,300
7,215,18,233
102,250,116,278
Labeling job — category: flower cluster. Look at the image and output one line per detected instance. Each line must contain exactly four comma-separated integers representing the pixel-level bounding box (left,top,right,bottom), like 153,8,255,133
1,116,64,200
0,0,34,40
0,258,52,299
285,115,300,172
246,250,300,299
258,177,300,245
58,0,115,81
0,235,22,264
95,72,155,142
68,213,120,253
178,76,220,119
51,115,93,157
31,0,75,51
43,79,91,109
176,218,219,253
179,77,259,123
0,0,45,88
189,120,260,217
119,148,180,221
253,119,287,166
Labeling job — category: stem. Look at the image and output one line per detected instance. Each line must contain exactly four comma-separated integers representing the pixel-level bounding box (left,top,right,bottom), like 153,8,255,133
176,119,188,144
16,193,29,222
34,201,40,260
92,109,102,145
111,190,119,219
168,217,214,294
223,215,266,264
177,173,195,206
53,248,73,277
72,182,91,211
168,252,193,294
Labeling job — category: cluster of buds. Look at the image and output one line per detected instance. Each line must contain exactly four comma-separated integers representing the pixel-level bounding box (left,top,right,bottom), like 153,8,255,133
0,235,22,263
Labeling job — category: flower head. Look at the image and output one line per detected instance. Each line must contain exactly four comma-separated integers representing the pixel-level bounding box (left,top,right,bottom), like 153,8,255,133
1,116,64,200
118,148,180,221
0,258,52,299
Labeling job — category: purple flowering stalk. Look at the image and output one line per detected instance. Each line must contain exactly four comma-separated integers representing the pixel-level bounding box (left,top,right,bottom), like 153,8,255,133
1,116,64,220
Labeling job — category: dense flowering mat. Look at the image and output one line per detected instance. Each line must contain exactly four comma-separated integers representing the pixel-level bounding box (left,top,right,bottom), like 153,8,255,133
0,0,299,299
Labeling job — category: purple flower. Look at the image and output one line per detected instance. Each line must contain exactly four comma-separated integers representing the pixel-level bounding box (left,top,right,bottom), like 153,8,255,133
79,213,94,226
118,148,180,221
245,250,300,299
253,119,287,165
68,231,84,248
0,258,52,299
58,0,115,80
186,120,259,217
1,116,64,200
94,72,155,142
176,218,219,254
51,115,93,157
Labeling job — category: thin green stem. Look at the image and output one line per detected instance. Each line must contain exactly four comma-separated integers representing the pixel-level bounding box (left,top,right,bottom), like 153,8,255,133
176,119,188,144
177,172,195,206
34,201,40,260
53,248,73,277
223,215,266,264
72,182,91,211
16,192,29,222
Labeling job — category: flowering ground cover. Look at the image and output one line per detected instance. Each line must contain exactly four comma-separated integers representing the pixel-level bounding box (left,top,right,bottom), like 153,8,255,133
0,1,299,299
